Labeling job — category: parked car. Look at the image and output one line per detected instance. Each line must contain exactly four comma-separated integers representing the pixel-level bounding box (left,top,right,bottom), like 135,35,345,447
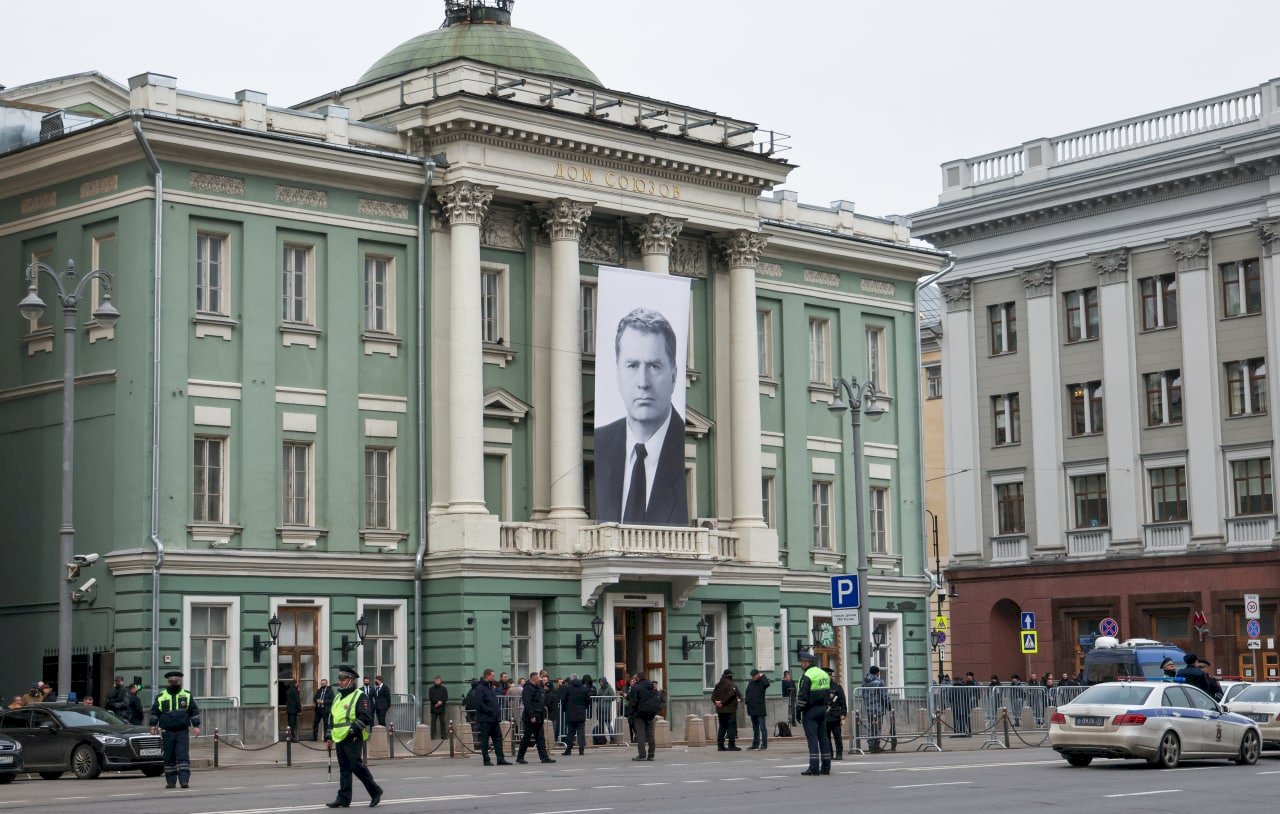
1049,680,1260,768
1223,683,1280,750
0,733,23,782
1082,637,1186,685
1219,680,1251,703
0,704,164,780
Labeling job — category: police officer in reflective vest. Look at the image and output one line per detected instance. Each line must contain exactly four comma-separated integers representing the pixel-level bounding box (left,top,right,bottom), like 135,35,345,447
795,652,832,776
325,664,384,808
149,670,201,789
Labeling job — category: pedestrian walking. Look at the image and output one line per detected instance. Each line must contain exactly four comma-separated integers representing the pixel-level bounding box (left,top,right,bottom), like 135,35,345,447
372,676,391,727
627,670,661,761
561,674,589,756
745,668,771,750
313,678,334,741
427,676,449,740
825,667,847,759
474,668,511,766
285,679,302,741
712,669,742,751
149,670,201,790
105,675,129,718
515,671,556,764
324,664,383,808
795,652,831,776
126,684,145,725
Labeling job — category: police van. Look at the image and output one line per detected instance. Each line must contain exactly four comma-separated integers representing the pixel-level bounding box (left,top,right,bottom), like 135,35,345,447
1082,637,1187,685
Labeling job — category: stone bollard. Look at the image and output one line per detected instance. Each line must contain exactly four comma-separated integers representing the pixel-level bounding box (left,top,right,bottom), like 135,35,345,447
915,708,930,733
702,714,717,743
366,725,389,759
685,715,705,746
653,716,671,749
543,719,556,748
1019,708,1037,730
972,709,987,734
414,723,433,753
614,716,629,746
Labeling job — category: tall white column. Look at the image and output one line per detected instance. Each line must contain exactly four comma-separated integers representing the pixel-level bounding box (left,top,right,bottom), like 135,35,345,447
720,230,769,530
429,209,452,514
637,213,684,276
1167,232,1224,543
438,181,494,514
541,198,593,519
1091,249,1141,548
1256,219,1280,529
940,280,983,560
1017,263,1064,553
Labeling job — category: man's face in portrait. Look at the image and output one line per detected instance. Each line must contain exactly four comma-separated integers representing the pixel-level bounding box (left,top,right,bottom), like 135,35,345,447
616,327,676,436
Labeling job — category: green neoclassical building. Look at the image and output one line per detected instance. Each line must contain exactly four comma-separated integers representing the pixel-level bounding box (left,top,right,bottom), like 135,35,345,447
0,1,945,738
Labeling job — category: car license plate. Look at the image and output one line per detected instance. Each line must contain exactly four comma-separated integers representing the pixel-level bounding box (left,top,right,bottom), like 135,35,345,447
1247,713,1271,723
140,748,163,757
0,756,12,765
1074,716,1105,727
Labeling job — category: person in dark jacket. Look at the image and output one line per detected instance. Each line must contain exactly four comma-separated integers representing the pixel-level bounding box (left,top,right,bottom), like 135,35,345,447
516,671,555,764
711,669,742,751
1176,654,1213,695
626,671,661,761
862,665,888,753
1197,659,1224,700
313,679,334,741
561,675,590,756
796,652,831,776
427,676,449,740
372,676,392,727
545,677,563,744
149,670,201,789
745,669,771,750
323,664,383,809
105,676,129,719
474,669,511,766
285,680,302,741
125,684,145,726
825,668,848,759
780,670,798,725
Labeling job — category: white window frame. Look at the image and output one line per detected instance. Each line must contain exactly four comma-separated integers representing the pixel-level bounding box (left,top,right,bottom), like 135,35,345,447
762,473,776,529
282,441,314,526
1144,456,1189,523
194,435,229,525
1226,358,1267,417
868,613,904,687
869,485,890,554
988,302,1016,355
1221,259,1262,318
182,595,241,701
1067,467,1109,530
925,364,942,399
811,479,834,549
991,473,1026,536
1064,287,1099,343
363,446,394,530
580,280,597,356
866,325,887,393
1144,370,1183,427
363,253,395,335
282,243,314,325
481,262,508,346
1068,381,1104,436
808,317,831,384
483,447,513,521
758,309,774,378
701,604,728,691
509,599,545,678
355,599,408,693
1225,447,1273,518
1140,274,1177,331
196,231,229,316
90,232,116,313
992,393,1021,446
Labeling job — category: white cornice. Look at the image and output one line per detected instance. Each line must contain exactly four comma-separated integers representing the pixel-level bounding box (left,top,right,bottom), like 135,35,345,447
105,549,417,580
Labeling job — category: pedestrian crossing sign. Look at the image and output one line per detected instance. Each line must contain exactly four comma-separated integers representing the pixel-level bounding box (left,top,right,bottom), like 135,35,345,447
1021,631,1039,654
935,615,948,631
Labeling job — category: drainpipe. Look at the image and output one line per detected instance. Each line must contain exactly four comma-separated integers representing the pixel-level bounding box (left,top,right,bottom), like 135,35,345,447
915,252,955,719
414,153,446,722
132,111,164,699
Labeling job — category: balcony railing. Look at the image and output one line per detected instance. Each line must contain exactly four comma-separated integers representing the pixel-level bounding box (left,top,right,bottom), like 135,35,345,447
1143,522,1189,553
580,523,734,558
498,522,559,553
990,534,1028,562
1227,515,1276,547
1066,528,1110,558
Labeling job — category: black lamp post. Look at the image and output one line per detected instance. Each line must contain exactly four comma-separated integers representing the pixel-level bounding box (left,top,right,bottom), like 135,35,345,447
576,615,604,659
341,614,369,660
871,624,886,669
682,616,710,659
925,508,946,682
252,614,282,663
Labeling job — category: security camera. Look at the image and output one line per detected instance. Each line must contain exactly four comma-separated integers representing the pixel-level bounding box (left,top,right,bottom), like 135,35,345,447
73,553,99,566
71,578,97,602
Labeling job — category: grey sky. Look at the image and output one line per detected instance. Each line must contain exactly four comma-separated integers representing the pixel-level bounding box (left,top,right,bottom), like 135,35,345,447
4,0,1276,219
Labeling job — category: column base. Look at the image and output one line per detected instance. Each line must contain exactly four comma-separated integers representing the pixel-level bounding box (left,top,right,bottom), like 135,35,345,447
428,512,500,554
731,525,779,565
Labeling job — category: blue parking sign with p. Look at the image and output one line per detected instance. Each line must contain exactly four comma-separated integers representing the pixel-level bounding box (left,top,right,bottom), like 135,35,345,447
831,574,860,609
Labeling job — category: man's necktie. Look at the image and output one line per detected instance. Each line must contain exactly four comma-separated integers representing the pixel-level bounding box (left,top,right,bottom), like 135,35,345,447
623,443,648,524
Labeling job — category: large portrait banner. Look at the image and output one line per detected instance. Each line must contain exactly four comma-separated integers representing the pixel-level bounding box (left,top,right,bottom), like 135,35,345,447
593,266,691,526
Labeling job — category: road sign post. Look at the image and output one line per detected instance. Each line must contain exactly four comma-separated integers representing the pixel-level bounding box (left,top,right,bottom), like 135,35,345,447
1021,631,1039,654
1245,594,1261,620
830,574,860,626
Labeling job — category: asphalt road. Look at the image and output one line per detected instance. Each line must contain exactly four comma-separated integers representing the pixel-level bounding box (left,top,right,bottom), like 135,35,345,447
4,742,1280,814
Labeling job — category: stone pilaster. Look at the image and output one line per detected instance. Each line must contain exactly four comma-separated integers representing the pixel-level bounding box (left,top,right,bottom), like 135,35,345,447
635,214,685,274
940,279,971,312
1256,217,1280,521
1090,248,1129,286
1017,261,1055,298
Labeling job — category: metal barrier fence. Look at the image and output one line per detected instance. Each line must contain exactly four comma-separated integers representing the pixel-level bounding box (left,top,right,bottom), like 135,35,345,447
384,693,419,734
195,696,245,745
465,694,628,750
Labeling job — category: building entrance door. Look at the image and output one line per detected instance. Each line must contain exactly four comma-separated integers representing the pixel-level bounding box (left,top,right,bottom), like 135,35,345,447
612,607,667,691
276,607,319,739
1238,651,1280,680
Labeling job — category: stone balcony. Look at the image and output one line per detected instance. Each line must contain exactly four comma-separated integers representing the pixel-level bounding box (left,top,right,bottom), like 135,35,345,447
1227,515,1276,548
1143,522,1190,554
990,534,1028,562
1066,528,1110,559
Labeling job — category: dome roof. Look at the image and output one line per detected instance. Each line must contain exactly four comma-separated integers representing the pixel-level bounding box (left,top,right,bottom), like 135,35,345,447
358,21,601,88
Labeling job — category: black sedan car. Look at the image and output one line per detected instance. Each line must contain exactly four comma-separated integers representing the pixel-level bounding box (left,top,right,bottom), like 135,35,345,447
0,733,23,782
0,704,163,780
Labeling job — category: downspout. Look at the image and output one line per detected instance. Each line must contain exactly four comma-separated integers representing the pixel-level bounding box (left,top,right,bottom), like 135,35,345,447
132,111,164,699
915,252,955,720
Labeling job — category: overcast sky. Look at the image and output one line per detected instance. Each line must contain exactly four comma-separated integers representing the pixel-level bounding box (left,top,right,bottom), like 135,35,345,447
5,0,1276,219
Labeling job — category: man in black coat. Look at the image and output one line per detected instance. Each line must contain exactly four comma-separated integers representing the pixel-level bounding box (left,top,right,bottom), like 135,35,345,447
626,671,661,761
285,680,302,741
1176,653,1213,695
105,675,129,719
312,679,334,741
515,671,555,764
560,675,590,756
372,676,392,727
474,669,511,766
125,684,145,726
745,669,771,750
427,676,448,740
780,670,798,725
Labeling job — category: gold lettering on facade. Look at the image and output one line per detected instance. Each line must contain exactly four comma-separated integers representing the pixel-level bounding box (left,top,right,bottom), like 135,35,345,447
558,163,679,200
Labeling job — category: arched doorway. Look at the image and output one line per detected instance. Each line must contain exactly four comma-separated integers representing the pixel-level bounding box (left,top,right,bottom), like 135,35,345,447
989,599,1024,680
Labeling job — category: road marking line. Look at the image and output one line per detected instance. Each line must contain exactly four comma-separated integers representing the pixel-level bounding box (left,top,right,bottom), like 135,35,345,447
528,809,612,814
53,798,89,801
190,794,482,814
108,793,146,798
591,785,624,789
638,781,670,785
683,779,710,783
892,781,972,789
549,788,578,791
1257,770,1280,775
1105,790,1181,798
723,777,748,781
780,763,809,768
265,783,298,788
760,775,789,779
499,791,532,795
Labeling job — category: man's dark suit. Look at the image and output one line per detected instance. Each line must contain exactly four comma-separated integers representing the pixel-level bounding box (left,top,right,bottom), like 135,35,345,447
372,682,392,727
594,406,688,526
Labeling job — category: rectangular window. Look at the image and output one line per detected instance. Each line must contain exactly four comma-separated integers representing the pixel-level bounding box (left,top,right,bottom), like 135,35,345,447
992,393,1021,446
193,436,227,524
196,232,229,315
364,447,392,530
581,282,596,355
1221,259,1262,317
1149,466,1188,522
811,480,833,549
1071,473,1109,529
361,607,397,692
1140,274,1178,330
1149,611,1190,642
762,474,776,529
510,606,535,680
808,317,830,384
757,309,774,378
1068,381,1104,436
869,486,889,554
701,606,726,691
995,481,1025,534
189,604,229,698
988,302,1017,355
1064,288,1099,342
1226,358,1267,416
282,442,312,526
925,365,942,399
282,244,312,324
1144,370,1183,427
866,325,887,390
1233,459,1273,516
481,267,504,344
363,255,392,333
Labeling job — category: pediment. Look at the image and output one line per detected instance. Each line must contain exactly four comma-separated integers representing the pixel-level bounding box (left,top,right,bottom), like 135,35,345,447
483,387,532,424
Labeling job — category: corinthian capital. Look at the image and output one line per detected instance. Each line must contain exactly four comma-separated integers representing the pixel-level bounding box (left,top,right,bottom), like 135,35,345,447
1165,231,1209,272
717,230,769,269
1255,217,1280,258
437,181,495,226
540,198,594,242
634,214,686,256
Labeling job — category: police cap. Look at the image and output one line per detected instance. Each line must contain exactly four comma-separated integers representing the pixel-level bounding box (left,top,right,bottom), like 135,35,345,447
336,664,359,679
